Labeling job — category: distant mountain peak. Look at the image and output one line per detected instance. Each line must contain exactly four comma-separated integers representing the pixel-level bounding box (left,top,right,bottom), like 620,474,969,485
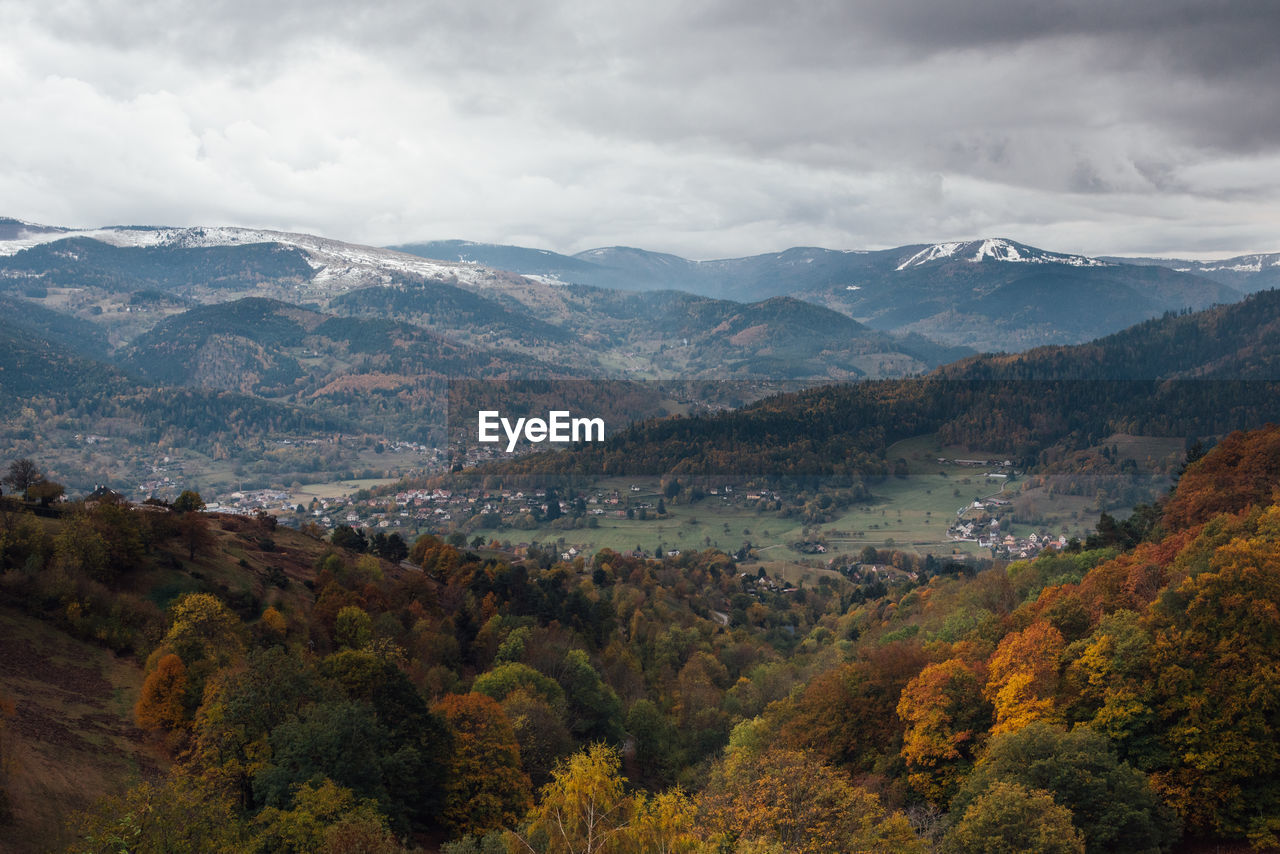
1172,254,1280,274
0,217,69,241
895,238,1110,271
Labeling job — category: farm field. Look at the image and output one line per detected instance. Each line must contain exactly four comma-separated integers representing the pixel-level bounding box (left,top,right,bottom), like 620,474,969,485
458,433,1179,565
286,476,402,503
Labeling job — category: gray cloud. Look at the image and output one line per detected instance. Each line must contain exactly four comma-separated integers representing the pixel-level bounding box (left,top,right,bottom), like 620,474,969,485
2,0,1279,258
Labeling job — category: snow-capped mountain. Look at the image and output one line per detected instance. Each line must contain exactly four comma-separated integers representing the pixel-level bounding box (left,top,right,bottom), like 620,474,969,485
394,233,1244,350
799,239,1240,352
0,220,514,295
894,238,1109,271
1103,252,1280,294
0,217,1252,354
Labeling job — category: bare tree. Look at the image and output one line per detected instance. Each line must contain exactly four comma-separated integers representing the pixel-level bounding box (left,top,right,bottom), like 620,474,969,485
3,459,41,500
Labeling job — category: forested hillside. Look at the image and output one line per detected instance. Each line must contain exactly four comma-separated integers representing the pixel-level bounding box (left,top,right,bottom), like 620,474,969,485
483,290,1280,478
6,422,1280,851
0,237,314,294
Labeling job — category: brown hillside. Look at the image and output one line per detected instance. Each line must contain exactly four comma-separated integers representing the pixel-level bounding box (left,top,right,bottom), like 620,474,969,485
0,607,164,854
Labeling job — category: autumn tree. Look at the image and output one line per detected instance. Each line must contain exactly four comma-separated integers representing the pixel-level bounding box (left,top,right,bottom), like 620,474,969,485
984,621,1065,734
473,662,566,710
897,658,991,803
257,606,288,643
250,778,406,854
625,788,700,854
333,605,373,650
433,692,533,837
135,653,189,732
1146,521,1280,841
1161,426,1280,530
699,746,923,854
1061,610,1161,767
161,592,245,669
781,640,930,772
515,743,632,854
149,592,246,718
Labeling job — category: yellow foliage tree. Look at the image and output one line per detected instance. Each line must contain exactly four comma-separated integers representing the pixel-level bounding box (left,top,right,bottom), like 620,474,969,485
515,743,632,854
897,658,991,803
984,622,1065,734
625,788,700,854
699,746,924,854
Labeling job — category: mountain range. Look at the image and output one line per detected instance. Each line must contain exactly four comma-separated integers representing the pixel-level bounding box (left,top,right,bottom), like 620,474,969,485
1101,251,1280,293
393,236,1242,351
0,218,970,388
0,215,1273,491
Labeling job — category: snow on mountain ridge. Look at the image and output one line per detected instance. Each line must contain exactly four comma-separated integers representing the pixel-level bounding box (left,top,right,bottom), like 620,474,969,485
0,223,504,293
895,242,963,269
1173,254,1280,274
896,238,1109,271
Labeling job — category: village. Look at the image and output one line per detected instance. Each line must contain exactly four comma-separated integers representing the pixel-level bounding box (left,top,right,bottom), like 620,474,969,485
946,489,1068,559
103,435,1108,572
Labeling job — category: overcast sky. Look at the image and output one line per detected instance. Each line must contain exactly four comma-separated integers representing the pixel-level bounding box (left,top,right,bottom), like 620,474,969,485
3,0,1279,259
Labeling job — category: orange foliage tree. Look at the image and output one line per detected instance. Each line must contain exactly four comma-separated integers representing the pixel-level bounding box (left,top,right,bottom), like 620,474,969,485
433,692,532,837
1162,426,1280,531
897,658,991,803
135,653,189,732
699,746,923,854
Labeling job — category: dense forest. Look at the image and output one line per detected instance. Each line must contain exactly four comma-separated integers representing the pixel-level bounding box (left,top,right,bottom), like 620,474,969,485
0,238,315,294
3,423,1280,851
482,290,1280,479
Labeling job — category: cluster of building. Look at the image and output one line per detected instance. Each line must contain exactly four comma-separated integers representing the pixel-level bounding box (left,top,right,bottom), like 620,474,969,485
205,489,294,516
135,455,186,502
947,498,1067,559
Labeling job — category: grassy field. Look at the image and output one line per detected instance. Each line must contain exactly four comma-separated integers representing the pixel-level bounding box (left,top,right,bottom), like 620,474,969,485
464,467,988,566
286,477,402,503
461,433,1177,565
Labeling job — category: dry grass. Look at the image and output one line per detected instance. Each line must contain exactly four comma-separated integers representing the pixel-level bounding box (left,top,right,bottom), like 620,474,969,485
0,607,167,853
